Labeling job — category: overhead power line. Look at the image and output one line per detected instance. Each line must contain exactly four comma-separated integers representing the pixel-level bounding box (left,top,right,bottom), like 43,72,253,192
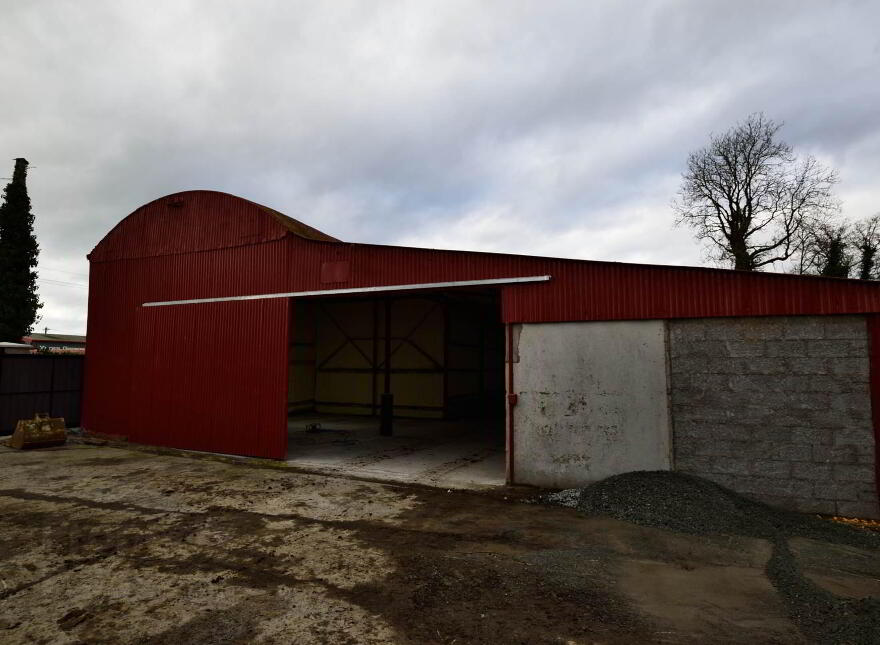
40,266,89,279
37,278,88,289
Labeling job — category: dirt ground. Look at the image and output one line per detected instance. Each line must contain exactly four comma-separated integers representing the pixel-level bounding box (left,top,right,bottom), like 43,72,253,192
0,443,877,644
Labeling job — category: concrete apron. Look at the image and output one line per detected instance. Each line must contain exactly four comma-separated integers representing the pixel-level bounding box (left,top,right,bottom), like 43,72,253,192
71,419,509,492
285,414,506,490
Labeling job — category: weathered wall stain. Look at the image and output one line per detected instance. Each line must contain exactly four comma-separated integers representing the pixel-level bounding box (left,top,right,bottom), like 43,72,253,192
513,320,671,488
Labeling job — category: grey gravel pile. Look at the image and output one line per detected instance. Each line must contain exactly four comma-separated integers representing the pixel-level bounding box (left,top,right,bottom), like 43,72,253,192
575,470,880,548
540,488,581,508
552,470,880,645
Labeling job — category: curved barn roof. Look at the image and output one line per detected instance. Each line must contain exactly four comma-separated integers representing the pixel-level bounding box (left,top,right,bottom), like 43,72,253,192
89,188,880,322
89,190,339,262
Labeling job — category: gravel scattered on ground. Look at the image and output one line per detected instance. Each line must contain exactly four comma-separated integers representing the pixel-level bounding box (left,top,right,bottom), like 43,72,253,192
539,488,580,508
546,470,880,645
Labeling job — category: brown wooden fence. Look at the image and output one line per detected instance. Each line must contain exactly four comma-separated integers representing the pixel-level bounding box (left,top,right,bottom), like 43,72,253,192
0,355,85,434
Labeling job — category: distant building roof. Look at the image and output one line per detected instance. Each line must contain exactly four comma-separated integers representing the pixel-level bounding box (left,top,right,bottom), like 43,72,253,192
0,342,34,354
24,334,86,344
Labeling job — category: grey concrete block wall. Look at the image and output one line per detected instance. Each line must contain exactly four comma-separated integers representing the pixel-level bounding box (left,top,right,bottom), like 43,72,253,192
669,315,878,519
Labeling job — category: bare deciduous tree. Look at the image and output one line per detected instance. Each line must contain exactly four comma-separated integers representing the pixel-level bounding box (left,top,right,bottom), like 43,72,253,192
850,214,880,280
675,113,839,271
799,222,852,278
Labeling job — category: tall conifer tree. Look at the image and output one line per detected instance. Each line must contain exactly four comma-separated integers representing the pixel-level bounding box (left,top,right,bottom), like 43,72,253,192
0,158,42,340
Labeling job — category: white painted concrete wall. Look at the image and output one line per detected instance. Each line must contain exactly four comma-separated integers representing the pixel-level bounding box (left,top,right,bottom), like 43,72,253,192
512,320,671,488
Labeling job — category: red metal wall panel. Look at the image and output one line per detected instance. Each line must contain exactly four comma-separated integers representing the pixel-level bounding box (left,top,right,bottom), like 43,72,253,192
89,190,290,262
128,298,289,458
283,236,880,323
84,190,880,460
83,237,289,440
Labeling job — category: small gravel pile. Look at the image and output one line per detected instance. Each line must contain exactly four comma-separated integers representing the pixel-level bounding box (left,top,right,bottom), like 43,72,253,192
540,488,581,508
575,470,880,548
545,470,880,645
578,471,762,536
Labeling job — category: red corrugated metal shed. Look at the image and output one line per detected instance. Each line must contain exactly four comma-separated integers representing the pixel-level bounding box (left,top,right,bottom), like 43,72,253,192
83,190,880,458
129,298,289,458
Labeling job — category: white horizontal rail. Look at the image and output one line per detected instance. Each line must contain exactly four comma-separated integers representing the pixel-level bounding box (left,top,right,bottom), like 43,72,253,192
143,275,551,307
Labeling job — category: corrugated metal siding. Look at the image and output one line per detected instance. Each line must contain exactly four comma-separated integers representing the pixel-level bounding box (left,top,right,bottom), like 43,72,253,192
501,260,880,322
83,190,880,458
0,355,85,433
284,237,880,323
83,237,289,440
128,298,289,458
89,190,291,262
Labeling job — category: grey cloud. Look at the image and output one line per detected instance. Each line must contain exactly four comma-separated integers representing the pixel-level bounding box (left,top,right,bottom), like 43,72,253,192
1,1,879,334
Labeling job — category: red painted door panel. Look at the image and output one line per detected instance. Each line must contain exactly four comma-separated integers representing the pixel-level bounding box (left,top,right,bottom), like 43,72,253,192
129,298,289,459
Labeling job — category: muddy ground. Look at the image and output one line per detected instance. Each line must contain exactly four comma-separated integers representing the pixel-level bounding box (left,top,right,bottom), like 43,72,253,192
0,443,878,644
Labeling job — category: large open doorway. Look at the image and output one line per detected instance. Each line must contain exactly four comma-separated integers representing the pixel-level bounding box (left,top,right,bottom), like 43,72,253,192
286,289,506,488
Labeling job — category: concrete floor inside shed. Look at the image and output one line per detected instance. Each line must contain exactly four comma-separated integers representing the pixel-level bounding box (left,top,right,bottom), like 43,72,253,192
286,414,505,488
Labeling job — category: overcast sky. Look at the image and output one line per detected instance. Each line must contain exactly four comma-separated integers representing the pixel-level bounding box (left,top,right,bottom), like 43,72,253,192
2,1,879,335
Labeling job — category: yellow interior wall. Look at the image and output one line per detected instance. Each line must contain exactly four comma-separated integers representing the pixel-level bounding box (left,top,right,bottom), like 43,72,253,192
313,297,445,418
288,300,316,413
289,294,502,421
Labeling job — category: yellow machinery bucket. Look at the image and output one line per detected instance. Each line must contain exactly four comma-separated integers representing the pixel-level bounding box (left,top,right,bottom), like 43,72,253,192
9,412,67,449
